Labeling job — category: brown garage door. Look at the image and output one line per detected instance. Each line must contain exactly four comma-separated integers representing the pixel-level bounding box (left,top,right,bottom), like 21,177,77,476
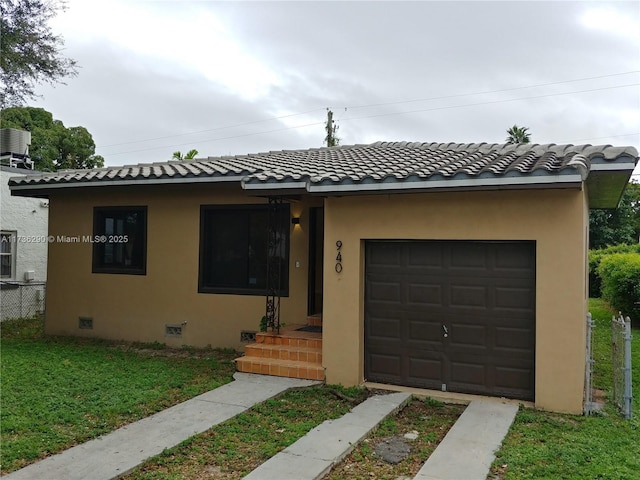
365,240,535,401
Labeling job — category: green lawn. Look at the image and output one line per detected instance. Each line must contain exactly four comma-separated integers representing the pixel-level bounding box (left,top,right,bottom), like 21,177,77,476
124,386,369,480
0,317,237,474
492,299,640,479
3,302,639,478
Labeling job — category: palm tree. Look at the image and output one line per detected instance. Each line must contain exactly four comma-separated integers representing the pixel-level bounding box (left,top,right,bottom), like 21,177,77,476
172,149,199,161
505,125,531,144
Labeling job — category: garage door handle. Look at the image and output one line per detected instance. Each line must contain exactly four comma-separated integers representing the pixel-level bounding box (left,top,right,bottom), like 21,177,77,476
442,325,448,338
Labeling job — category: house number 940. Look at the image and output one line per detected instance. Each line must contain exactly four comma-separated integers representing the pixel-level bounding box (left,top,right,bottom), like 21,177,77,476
335,240,343,273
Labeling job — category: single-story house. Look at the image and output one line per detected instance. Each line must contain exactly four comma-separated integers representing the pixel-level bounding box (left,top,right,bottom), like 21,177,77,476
9,141,638,414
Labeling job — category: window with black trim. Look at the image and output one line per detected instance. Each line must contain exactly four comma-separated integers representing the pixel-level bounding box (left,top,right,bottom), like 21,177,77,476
199,204,290,295
1,231,16,279
93,207,147,275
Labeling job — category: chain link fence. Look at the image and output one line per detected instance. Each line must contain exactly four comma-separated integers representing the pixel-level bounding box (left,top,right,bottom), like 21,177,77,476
584,313,596,415
0,281,46,321
612,313,633,420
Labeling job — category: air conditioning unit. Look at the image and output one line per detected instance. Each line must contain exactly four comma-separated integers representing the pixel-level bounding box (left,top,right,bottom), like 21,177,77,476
24,270,35,281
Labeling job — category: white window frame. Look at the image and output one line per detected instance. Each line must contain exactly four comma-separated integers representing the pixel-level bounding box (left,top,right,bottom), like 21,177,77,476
0,230,17,280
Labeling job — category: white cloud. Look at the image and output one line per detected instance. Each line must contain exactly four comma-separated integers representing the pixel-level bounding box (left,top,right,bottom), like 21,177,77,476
579,5,640,44
51,0,280,100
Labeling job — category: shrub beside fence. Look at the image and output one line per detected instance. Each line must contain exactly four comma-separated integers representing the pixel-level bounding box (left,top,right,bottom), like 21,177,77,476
0,282,46,321
597,253,640,321
589,244,640,298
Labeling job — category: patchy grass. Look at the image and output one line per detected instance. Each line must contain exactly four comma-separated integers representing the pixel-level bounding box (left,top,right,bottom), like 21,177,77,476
0,317,237,474
124,386,370,480
325,397,464,480
491,299,640,479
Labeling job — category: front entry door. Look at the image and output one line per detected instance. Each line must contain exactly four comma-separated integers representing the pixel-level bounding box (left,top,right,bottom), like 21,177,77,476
307,208,324,315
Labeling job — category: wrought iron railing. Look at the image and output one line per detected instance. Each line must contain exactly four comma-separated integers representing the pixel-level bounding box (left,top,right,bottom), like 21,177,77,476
264,197,285,333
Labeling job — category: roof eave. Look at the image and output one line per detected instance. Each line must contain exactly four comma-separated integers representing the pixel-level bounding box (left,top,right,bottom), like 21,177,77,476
304,173,585,195
9,175,247,197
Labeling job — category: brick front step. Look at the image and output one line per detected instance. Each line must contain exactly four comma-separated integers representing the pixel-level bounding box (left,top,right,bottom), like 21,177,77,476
236,323,324,381
256,326,321,349
235,356,325,381
307,314,323,327
245,343,322,363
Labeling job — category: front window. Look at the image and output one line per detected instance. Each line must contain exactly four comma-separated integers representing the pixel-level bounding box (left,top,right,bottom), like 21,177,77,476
199,204,290,295
0,231,16,279
92,207,147,275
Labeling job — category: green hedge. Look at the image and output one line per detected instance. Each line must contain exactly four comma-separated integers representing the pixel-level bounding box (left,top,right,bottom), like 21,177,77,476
588,244,640,297
597,253,640,321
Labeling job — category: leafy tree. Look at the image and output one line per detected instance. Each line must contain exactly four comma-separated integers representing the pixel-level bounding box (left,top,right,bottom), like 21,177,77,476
172,149,198,161
589,181,640,249
0,106,104,171
1,0,78,107
505,125,531,144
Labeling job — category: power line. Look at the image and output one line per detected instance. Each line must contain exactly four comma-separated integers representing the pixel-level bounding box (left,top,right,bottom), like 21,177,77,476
99,108,327,148
106,120,325,157
339,83,640,123
344,71,640,110
105,83,639,157
97,71,639,150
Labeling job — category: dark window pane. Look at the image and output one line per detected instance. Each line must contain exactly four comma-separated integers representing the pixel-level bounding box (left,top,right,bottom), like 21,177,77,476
199,205,289,295
1,255,11,277
93,207,147,275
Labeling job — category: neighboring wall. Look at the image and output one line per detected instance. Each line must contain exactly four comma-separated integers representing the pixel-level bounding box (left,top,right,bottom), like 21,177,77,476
0,167,49,282
321,188,589,414
44,184,317,350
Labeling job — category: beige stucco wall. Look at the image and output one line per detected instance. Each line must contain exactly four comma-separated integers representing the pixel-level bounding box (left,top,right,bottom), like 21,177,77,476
322,188,589,414
45,182,589,413
45,184,317,350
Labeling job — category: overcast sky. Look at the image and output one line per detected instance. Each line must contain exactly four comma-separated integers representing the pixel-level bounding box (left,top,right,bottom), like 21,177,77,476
31,0,640,178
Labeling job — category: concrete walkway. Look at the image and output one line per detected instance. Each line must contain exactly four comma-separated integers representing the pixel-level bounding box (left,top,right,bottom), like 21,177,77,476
413,400,518,480
4,373,320,480
243,391,412,480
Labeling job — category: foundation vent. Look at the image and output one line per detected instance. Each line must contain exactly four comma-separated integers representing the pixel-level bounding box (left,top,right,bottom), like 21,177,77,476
165,324,183,337
79,317,93,329
240,330,257,343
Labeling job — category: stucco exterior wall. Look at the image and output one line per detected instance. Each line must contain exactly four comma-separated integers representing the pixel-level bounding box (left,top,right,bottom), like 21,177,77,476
0,168,49,281
321,188,588,414
44,181,589,413
45,184,317,350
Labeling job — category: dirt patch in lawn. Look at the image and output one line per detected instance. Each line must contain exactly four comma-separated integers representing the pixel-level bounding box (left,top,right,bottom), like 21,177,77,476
325,398,465,480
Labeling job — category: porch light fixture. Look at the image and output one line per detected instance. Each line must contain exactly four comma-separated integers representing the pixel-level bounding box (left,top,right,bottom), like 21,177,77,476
291,217,301,225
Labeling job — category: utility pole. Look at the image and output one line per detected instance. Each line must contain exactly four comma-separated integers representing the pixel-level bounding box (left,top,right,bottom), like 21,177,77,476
324,109,339,147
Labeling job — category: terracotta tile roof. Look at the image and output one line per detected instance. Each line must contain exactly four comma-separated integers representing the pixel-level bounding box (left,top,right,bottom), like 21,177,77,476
8,142,638,195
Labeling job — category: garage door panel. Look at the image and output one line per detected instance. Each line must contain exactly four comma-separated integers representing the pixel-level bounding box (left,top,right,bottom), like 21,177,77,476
367,280,402,303
494,365,534,390
365,240,535,401
367,244,402,268
407,282,443,306
408,318,442,343
450,284,489,309
495,326,535,352
450,243,488,269
495,286,535,310
366,315,402,340
408,357,443,383
448,323,487,348
367,353,402,377
407,243,445,268
450,361,486,387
